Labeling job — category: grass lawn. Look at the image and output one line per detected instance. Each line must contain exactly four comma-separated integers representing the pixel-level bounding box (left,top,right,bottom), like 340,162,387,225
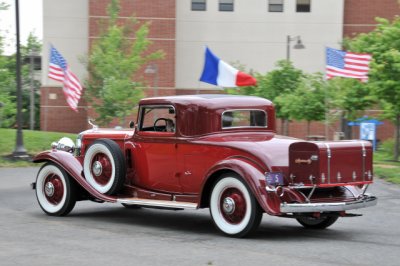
0,128,77,167
373,148,400,184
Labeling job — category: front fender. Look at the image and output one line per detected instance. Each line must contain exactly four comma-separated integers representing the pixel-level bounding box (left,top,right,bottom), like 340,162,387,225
33,150,117,203
202,158,282,215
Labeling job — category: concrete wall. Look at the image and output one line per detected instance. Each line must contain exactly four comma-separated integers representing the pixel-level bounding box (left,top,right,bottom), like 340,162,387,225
42,0,88,85
176,0,344,89
40,0,89,132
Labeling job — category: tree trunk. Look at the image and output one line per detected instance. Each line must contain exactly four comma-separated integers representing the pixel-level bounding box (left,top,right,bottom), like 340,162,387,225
395,114,400,161
340,113,352,140
283,119,289,136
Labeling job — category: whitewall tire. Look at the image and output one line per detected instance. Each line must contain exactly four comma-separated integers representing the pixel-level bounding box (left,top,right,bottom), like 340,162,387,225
83,139,126,195
35,163,76,216
209,174,263,237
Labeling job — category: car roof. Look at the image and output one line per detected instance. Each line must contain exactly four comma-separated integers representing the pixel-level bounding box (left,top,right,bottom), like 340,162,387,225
139,94,273,109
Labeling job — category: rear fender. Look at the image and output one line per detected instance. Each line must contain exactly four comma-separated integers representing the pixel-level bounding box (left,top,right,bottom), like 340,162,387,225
33,150,117,203
202,158,282,215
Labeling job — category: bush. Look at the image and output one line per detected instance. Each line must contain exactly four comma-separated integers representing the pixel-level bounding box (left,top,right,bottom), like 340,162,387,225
0,92,16,128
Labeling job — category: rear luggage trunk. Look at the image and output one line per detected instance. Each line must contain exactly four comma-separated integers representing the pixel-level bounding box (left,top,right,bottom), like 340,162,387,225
288,141,373,187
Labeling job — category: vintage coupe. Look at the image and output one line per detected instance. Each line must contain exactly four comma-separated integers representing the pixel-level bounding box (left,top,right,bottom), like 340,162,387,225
33,95,377,237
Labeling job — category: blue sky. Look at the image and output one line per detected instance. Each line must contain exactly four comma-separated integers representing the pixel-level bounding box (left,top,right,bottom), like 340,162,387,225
0,0,43,55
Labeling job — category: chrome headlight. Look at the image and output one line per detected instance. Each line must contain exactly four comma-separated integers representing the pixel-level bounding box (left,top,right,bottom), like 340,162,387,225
75,133,83,156
51,137,75,153
76,134,82,149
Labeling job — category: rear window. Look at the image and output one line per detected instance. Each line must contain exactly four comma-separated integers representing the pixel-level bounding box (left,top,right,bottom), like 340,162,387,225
222,110,267,129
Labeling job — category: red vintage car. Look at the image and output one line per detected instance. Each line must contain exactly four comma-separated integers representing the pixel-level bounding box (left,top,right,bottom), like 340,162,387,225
33,95,377,237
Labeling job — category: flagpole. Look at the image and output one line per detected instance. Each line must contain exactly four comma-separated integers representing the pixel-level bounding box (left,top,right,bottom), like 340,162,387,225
324,80,329,141
324,46,329,141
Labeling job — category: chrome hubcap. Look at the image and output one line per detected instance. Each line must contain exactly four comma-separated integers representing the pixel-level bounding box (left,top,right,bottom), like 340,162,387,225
222,197,235,215
44,182,55,197
92,161,103,176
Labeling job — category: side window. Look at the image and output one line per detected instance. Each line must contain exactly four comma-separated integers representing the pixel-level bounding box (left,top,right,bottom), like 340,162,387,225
222,110,267,129
139,106,176,133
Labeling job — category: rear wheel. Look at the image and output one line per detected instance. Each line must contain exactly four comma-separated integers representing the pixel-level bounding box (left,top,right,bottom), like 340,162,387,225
296,215,338,229
83,139,126,195
35,163,76,216
209,174,263,237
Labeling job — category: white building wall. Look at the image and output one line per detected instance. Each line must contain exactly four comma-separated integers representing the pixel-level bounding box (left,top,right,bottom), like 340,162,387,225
42,0,88,85
176,0,344,89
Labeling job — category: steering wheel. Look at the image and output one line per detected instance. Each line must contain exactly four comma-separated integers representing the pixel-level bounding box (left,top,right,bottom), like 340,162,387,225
153,118,174,132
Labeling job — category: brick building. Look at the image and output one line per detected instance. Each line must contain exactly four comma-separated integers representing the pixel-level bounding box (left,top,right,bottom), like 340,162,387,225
40,0,400,142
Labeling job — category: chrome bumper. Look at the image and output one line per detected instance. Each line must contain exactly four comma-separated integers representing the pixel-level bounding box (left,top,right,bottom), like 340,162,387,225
280,195,378,213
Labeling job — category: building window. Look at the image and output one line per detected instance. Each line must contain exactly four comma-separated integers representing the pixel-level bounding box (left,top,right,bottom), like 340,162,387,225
296,0,311,12
219,0,234,12
191,0,206,11
268,0,284,12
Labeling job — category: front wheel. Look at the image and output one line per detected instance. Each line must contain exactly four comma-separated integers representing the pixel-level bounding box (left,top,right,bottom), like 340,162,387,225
83,139,126,195
209,174,263,237
35,163,76,216
296,215,339,229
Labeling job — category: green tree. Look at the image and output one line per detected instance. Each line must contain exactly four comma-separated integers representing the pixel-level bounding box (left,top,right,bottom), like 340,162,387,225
21,33,42,130
257,60,304,135
275,73,326,136
346,17,400,159
1,33,42,129
85,0,164,126
326,78,375,139
0,33,17,128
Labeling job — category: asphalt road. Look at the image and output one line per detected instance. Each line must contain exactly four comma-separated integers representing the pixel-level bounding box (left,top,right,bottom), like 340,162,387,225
0,167,399,266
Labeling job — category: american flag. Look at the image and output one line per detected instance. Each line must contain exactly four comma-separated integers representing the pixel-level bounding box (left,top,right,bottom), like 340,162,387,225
326,47,372,82
48,46,83,112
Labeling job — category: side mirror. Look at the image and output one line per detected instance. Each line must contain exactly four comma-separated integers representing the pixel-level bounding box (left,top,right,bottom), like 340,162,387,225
129,121,135,129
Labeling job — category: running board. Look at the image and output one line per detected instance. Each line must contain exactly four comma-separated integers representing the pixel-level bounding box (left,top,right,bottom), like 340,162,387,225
117,197,198,209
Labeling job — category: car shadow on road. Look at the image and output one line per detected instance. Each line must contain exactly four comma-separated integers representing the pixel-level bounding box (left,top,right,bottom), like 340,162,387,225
56,204,355,241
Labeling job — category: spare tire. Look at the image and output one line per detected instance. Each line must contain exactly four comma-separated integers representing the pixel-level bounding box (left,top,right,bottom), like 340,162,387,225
83,139,126,195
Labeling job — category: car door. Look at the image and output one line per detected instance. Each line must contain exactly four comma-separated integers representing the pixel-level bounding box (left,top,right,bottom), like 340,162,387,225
132,105,181,193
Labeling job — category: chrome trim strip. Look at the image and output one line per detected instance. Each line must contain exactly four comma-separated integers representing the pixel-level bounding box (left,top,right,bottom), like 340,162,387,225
280,195,377,213
117,197,198,209
324,143,331,184
361,141,366,182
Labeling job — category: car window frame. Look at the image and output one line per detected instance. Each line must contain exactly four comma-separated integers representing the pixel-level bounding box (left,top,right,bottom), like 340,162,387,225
137,104,177,136
221,109,268,130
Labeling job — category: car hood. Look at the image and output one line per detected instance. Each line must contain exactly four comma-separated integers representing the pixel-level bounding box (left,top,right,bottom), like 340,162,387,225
80,128,134,140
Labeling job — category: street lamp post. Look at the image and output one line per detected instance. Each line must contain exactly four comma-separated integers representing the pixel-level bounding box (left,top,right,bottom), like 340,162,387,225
13,0,27,157
286,35,305,61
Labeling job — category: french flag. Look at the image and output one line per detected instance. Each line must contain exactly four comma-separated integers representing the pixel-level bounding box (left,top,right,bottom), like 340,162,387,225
199,47,257,87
